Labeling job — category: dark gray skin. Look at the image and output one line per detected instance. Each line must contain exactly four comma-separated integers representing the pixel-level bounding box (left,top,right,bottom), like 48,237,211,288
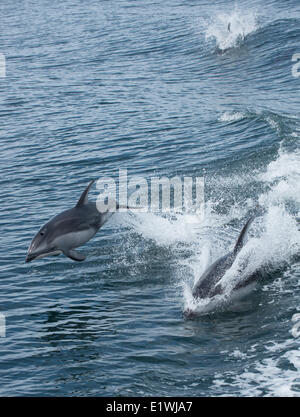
192,215,257,299
26,180,115,263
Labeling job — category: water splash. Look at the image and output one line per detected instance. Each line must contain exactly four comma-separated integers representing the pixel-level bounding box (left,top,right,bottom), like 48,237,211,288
259,146,300,208
119,211,202,246
205,8,258,52
117,124,300,317
218,111,245,122
183,145,300,316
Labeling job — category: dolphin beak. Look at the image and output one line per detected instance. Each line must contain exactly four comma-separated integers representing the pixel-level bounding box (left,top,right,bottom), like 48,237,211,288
25,247,41,263
25,247,61,263
25,253,35,263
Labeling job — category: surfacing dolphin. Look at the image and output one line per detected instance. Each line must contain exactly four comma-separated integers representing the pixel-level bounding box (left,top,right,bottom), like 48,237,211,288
192,214,258,300
26,180,119,263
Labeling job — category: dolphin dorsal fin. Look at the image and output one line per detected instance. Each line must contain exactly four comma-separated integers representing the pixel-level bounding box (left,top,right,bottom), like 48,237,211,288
75,180,95,207
233,215,256,255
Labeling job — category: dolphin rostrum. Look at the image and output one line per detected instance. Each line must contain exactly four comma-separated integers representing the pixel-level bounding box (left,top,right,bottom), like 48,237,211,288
192,214,258,299
26,180,118,263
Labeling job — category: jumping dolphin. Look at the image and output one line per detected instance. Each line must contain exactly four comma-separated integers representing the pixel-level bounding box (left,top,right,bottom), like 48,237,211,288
192,214,258,300
26,180,117,263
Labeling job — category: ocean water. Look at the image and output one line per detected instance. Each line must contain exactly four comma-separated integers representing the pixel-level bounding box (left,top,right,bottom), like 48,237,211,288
1,0,300,397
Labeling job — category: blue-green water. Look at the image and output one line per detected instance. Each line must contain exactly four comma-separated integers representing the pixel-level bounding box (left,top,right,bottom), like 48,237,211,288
1,0,300,396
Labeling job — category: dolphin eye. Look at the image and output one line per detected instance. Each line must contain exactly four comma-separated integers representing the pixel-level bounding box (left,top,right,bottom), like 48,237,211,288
40,231,44,236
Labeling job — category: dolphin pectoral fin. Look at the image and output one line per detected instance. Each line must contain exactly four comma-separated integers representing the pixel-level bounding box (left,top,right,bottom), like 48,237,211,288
64,249,86,262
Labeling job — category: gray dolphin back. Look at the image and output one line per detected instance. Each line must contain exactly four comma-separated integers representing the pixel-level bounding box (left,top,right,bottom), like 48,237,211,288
192,214,257,299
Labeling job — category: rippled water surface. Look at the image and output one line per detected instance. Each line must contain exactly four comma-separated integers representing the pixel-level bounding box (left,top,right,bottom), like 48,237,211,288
1,0,300,396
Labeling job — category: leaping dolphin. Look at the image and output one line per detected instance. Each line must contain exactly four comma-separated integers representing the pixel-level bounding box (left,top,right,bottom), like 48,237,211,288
192,214,258,300
26,180,117,263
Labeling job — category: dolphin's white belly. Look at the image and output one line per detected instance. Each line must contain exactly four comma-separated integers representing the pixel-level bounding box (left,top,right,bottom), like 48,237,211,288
53,228,96,249
35,250,63,260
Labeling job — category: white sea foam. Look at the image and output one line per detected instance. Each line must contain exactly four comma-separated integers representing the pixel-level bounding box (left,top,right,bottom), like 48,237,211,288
213,349,300,396
259,147,300,207
218,111,245,122
213,333,300,397
120,211,202,246
204,8,258,52
291,313,300,338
